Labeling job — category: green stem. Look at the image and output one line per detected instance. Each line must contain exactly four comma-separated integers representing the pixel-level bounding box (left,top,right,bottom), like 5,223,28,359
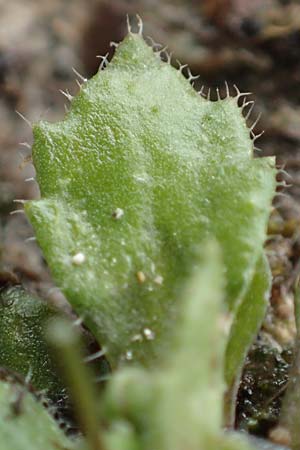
47,318,104,450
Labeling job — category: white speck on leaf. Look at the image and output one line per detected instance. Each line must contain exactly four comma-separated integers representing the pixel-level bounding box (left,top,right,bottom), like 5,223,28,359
154,275,163,285
131,333,143,342
112,208,124,220
72,252,86,265
137,271,146,283
143,328,155,340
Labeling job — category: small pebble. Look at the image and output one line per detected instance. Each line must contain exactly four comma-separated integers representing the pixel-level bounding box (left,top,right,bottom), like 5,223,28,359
274,324,295,345
269,426,291,447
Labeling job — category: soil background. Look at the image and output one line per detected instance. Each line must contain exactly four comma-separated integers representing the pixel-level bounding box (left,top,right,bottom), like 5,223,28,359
1,0,300,445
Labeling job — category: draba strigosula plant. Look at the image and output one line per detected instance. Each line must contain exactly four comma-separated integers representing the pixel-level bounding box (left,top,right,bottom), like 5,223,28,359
23,23,276,415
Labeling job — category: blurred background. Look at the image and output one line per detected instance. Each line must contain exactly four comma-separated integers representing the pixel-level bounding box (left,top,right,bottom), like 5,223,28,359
1,0,300,437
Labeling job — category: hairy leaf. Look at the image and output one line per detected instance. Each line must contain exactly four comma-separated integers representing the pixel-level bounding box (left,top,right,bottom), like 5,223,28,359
0,285,109,408
103,242,255,450
25,31,276,368
0,378,71,450
0,286,66,401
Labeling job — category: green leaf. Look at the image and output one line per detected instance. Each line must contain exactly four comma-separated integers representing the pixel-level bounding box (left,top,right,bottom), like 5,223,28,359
25,31,276,367
0,285,109,409
0,377,72,450
102,242,255,450
224,253,272,424
0,286,66,402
